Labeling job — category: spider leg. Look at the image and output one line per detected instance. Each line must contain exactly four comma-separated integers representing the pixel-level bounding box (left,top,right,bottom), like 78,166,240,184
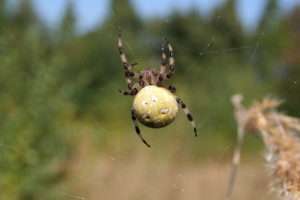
119,83,141,96
118,88,138,96
131,109,151,148
131,62,138,67
159,40,169,82
176,97,197,136
166,41,175,79
117,32,138,89
167,85,176,93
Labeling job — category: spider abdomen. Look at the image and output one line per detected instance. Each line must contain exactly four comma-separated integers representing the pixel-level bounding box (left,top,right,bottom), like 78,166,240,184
133,86,178,128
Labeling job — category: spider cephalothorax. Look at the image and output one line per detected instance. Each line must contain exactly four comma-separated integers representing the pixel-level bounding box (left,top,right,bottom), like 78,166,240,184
139,69,160,86
118,32,197,147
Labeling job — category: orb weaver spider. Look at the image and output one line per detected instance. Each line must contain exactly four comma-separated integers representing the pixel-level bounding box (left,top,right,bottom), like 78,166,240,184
117,32,197,147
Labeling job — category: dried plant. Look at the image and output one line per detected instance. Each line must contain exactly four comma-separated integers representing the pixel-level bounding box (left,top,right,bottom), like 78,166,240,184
227,94,300,200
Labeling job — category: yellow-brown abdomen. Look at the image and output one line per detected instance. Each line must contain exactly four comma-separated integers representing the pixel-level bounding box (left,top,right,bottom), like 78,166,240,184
133,86,178,128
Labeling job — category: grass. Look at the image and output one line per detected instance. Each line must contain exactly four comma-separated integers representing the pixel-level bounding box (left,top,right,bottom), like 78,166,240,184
57,94,300,200
66,138,273,200
230,94,300,200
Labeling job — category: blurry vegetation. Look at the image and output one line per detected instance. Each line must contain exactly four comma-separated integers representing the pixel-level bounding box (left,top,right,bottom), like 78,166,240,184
0,0,299,199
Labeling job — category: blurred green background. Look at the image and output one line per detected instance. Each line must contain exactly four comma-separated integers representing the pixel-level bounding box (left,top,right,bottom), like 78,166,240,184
1,0,300,199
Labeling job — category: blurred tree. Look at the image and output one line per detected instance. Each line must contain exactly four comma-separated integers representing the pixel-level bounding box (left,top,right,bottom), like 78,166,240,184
9,0,39,31
0,1,71,199
257,0,280,31
277,6,300,116
211,0,244,51
59,0,76,41
250,0,282,82
165,11,207,59
104,0,142,33
0,0,7,30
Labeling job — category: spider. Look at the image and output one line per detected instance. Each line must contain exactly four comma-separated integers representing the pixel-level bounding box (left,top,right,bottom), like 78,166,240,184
117,32,197,147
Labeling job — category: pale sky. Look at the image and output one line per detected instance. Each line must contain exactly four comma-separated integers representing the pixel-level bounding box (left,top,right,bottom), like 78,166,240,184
16,0,300,33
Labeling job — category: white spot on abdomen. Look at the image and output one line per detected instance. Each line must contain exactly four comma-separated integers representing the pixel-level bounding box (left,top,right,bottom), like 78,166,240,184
151,95,158,102
160,108,169,114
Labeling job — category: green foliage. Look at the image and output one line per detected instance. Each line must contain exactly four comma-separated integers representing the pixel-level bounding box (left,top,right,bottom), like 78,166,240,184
0,0,299,199
276,6,300,116
59,0,76,40
104,0,142,32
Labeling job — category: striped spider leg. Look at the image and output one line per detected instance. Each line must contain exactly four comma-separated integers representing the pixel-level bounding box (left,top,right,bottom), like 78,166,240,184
158,39,176,83
160,40,197,137
176,97,198,137
131,109,151,147
117,32,150,147
117,32,139,94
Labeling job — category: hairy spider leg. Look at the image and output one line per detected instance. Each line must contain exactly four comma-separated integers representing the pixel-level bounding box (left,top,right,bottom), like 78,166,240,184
117,33,138,89
119,82,143,96
167,85,176,93
131,109,151,147
176,97,197,136
166,41,175,79
119,88,138,96
159,40,169,82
